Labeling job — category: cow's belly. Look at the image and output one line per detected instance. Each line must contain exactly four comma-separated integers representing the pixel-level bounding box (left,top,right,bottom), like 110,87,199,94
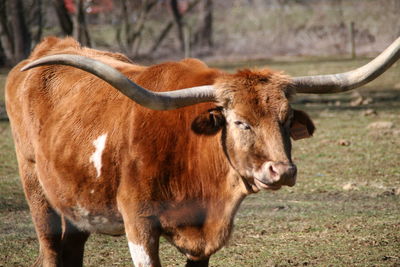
41,184,125,235
66,204,125,235
37,176,125,235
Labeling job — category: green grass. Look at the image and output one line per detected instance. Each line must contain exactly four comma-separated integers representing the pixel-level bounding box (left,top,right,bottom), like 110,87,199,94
1,58,400,266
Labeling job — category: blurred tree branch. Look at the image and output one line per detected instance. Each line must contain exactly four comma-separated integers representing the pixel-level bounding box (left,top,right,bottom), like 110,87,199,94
116,0,158,56
149,0,201,55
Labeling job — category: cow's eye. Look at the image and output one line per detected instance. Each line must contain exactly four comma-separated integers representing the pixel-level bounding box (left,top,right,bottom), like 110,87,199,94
234,121,251,130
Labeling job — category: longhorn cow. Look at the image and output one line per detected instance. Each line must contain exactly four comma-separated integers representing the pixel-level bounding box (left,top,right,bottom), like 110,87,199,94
5,36,400,267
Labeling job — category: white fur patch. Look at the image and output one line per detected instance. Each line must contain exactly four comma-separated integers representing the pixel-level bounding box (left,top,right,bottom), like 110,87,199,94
128,242,152,267
89,133,107,178
71,204,124,235
75,204,90,217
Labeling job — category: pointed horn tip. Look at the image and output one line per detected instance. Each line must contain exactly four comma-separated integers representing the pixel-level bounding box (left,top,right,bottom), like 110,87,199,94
20,57,60,72
20,62,41,72
20,65,30,72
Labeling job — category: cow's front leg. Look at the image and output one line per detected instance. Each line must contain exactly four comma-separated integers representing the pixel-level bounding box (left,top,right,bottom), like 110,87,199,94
126,236,159,267
185,258,210,267
124,218,161,267
119,205,161,267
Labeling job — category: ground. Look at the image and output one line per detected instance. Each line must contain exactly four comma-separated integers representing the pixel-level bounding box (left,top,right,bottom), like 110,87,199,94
0,57,399,266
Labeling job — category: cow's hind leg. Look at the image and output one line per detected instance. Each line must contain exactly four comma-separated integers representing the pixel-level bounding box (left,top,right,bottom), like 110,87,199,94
60,217,90,267
19,162,63,267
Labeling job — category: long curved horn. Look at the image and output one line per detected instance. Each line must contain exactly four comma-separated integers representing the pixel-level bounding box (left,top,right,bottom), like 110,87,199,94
21,54,216,110
293,37,400,94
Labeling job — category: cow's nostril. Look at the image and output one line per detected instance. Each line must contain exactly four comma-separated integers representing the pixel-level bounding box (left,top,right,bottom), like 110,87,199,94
269,164,277,176
265,162,297,184
268,163,280,182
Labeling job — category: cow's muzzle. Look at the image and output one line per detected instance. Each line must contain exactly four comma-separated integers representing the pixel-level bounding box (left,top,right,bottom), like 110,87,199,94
253,161,297,190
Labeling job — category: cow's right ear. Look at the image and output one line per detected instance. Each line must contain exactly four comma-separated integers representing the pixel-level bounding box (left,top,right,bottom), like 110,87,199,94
191,108,225,135
290,109,315,140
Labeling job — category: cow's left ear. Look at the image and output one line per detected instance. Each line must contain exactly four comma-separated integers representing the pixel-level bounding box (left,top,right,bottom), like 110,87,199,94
191,108,225,135
290,109,315,140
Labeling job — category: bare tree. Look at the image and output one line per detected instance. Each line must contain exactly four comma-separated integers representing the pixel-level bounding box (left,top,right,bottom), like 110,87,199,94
170,0,185,52
30,0,44,44
11,0,31,62
73,0,91,47
53,0,73,36
194,0,213,48
0,0,33,65
116,0,158,56
149,0,201,54
0,0,14,65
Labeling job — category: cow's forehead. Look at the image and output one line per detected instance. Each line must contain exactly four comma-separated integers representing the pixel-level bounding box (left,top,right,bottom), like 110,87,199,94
215,68,293,120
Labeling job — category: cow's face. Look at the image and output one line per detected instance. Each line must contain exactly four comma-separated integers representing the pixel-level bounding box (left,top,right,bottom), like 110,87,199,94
192,69,315,192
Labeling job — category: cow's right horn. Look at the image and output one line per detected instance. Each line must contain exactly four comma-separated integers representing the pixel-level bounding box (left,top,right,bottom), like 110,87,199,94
21,55,216,110
292,37,400,94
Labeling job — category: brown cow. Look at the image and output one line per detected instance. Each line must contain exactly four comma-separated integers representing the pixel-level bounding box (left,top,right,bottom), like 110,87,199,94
5,36,400,267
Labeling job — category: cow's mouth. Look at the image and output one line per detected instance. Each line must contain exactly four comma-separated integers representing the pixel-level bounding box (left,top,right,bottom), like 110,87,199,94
253,178,282,191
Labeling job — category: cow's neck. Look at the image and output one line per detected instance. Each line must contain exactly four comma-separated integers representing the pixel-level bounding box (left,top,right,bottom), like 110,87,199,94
156,131,249,257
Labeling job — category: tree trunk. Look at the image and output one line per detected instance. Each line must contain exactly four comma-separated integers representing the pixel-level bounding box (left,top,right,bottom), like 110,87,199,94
170,0,185,52
198,0,213,47
0,0,14,65
10,0,32,63
30,0,44,45
0,38,5,66
53,0,73,36
0,0,43,66
116,0,129,52
73,0,91,47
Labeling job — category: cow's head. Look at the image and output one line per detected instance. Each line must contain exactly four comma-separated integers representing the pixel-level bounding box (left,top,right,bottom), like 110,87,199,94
191,69,314,191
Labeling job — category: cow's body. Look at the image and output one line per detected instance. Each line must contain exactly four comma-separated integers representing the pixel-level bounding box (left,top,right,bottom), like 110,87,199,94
6,37,313,267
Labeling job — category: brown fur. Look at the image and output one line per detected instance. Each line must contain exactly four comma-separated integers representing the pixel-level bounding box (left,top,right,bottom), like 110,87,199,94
5,37,315,267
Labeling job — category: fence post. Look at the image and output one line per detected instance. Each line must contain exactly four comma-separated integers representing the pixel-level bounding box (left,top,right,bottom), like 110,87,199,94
184,24,191,58
350,21,356,59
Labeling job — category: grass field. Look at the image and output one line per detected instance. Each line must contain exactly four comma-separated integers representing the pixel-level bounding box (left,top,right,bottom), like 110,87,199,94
0,57,399,266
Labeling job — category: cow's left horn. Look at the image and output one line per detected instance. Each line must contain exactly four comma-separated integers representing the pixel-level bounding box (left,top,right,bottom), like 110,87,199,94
21,55,216,110
293,37,400,94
